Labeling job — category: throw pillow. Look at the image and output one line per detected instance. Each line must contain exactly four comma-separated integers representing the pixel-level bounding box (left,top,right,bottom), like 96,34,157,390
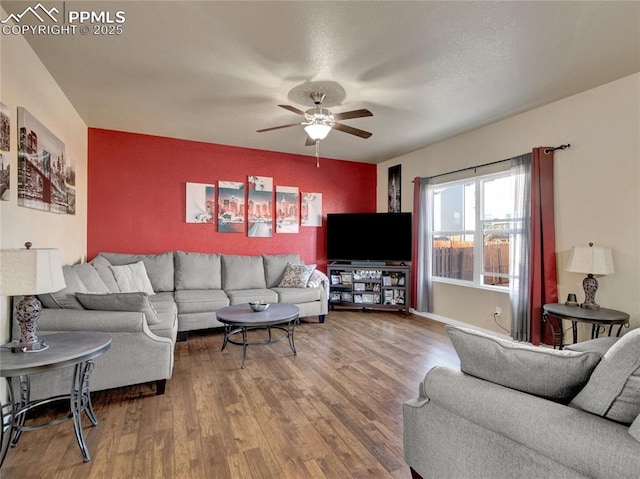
263,254,301,288
630,414,640,443
570,328,640,425
73,263,111,293
446,325,602,402
38,265,87,309
76,292,161,325
307,269,324,289
90,255,120,292
99,252,174,292
109,261,155,295
278,262,316,288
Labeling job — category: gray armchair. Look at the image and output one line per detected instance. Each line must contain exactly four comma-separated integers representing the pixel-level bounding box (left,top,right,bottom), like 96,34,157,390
403,326,640,479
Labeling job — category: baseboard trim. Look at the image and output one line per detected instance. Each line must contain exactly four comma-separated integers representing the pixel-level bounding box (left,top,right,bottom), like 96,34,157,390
410,309,512,340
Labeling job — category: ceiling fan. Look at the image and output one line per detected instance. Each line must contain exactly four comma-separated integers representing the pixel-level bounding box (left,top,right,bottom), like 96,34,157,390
257,92,373,146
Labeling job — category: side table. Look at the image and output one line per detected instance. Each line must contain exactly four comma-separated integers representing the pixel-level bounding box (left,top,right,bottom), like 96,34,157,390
0,331,112,466
542,303,629,349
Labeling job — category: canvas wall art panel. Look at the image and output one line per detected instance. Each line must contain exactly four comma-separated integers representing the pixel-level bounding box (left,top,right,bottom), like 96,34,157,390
65,156,76,215
218,181,245,232
0,154,8,201
17,107,74,214
0,102,9,151
276,185,299,233
301,192,322,227
248,175,273,237
186,182,215,223
388,164,401,213
0,103,9,201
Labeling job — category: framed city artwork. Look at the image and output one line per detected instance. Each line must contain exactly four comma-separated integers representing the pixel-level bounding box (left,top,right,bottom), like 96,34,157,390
17,107,75,214
388,164,401,213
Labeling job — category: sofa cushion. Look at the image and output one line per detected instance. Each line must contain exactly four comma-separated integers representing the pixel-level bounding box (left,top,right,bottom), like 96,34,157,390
90,255,120,293
99,252,174,292
278,262,316,288
225,288,277,305
175,289,230,314
148,293,178,339
446,325,602,402
73,263,110,293
38,265,87,309
109,261,155,295
76,292,161,325
174,251,222,290
263,254,301,288
272,287,321,304
221,255,266,290
570,328,640,425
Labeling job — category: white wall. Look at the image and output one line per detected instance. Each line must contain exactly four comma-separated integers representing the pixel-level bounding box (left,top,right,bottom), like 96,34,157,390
378,74,640,342
0,25,88,343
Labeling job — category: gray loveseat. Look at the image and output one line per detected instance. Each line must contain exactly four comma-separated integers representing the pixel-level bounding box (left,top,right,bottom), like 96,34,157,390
403,326,640,479
26,251,328,399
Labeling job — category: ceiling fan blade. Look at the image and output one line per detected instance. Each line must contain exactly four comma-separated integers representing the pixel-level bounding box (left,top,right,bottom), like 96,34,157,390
305,136,316,147
278,105,306,116
256,123,301,133
333,122,373,139
332,109,373,121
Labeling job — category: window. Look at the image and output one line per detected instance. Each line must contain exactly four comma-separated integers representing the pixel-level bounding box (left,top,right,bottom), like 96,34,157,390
430,170,519,288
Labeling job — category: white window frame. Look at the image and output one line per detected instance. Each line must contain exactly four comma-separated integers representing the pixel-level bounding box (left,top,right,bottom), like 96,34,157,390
429,169,518,290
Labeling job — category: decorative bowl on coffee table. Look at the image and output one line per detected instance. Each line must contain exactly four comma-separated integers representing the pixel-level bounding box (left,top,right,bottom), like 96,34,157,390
249,301,270,312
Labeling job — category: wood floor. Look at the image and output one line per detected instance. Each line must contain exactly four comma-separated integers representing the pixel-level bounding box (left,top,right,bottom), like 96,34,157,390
1,310,459,479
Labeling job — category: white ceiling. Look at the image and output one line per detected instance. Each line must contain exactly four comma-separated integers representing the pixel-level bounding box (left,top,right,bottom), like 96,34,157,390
3,1,639,164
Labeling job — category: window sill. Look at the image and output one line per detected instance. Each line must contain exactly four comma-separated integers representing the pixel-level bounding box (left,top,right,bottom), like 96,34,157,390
431,277,510,294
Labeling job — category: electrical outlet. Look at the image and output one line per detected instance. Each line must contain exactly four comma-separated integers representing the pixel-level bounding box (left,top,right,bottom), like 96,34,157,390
495,307,502,316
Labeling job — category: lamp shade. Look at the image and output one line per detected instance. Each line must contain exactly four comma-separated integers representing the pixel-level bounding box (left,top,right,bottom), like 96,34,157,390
566,244,614,275
0,247,66,296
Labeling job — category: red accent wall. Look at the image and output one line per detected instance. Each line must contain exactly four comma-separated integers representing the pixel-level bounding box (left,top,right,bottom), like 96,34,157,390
87,128,376,271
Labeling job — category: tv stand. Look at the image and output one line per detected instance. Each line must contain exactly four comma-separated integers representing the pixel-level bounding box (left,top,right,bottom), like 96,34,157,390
349,260,386,267
327,261,411,314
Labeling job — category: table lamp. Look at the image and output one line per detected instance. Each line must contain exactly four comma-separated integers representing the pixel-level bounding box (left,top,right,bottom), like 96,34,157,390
566,242,614,309
0,242,65,352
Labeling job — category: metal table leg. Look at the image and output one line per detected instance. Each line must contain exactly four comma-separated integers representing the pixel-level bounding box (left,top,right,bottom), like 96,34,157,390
71,360,98,462
0,377,16,467
287,320,297,356
241,327,248,369
10,375,30,448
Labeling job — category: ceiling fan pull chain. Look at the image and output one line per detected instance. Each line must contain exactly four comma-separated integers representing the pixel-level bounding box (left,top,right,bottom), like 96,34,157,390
315,140,320,168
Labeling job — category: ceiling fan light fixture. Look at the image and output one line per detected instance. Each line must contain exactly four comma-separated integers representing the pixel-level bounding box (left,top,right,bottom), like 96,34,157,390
303,122,332,140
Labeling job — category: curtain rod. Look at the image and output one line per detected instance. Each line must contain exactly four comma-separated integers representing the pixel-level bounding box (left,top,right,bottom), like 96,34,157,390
544,143,571,154
414,143,571,181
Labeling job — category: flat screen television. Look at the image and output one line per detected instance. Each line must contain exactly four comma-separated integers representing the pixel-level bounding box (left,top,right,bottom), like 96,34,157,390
326,212,412,263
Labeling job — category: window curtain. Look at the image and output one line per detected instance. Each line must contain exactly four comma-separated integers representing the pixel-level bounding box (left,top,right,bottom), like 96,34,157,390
509,154,532,341
529,147,558,345
412,177,433,312
509,148,558,345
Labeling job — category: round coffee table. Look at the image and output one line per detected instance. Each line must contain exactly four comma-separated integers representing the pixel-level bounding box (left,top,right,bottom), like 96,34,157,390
217,303,300,368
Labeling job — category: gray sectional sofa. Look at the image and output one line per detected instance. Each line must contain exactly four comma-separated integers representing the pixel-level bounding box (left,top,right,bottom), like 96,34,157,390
26,251,328,399
403,326,640,479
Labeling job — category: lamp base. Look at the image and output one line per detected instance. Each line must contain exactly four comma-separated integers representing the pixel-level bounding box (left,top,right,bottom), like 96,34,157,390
11,340,49,353
14,295,47,353
580,274,600,310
